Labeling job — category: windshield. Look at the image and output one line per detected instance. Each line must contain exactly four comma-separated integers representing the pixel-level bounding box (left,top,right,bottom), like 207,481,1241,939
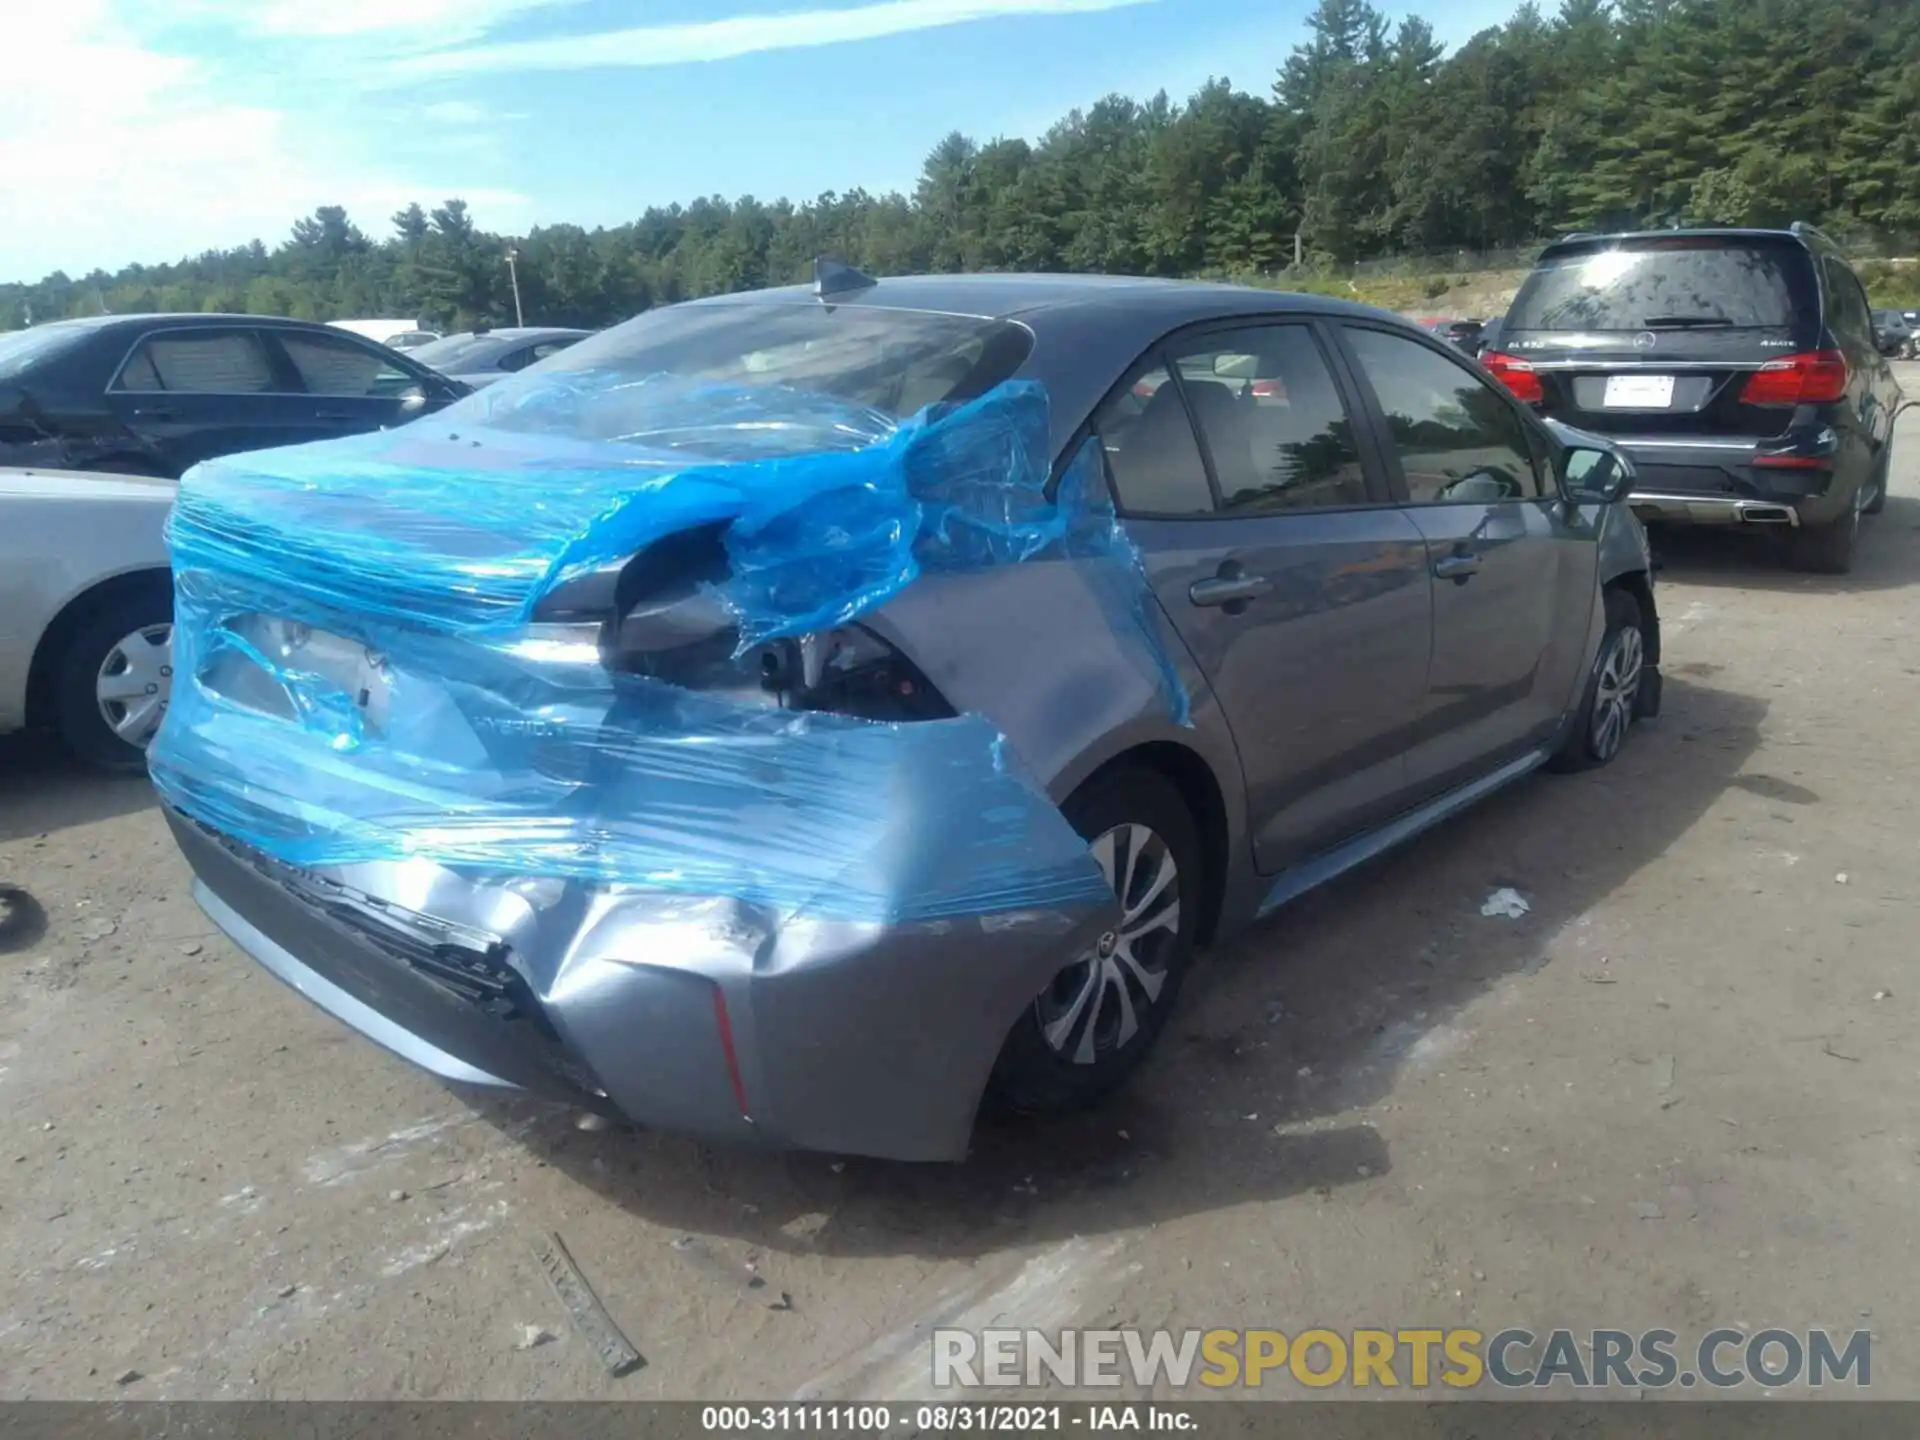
1507,239,1813,332
457,302,1033,449
0,324,88,381
410,333,514,370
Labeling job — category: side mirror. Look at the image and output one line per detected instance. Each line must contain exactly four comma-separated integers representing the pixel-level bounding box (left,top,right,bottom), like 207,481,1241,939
1561,445,1630,505
398,385,429,412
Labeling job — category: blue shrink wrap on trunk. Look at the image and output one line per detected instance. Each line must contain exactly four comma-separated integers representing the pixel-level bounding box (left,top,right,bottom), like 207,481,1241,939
150,374,1184,925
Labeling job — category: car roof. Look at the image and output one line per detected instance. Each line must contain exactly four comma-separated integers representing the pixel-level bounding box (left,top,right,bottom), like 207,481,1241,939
34,313,357,333
665,272,1423,458
678,272,1391,324
1540,227,1814,256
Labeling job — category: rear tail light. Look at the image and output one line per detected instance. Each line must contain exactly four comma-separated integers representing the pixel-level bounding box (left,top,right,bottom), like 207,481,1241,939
1249,379,1287,401
1741,350,1849,407
1481,351,1544,405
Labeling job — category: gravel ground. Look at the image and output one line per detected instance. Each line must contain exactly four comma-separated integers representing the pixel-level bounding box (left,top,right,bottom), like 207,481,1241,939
3,373,1917,1401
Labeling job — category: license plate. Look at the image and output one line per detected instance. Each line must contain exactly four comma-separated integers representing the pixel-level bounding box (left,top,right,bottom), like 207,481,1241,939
1603,374,1675,409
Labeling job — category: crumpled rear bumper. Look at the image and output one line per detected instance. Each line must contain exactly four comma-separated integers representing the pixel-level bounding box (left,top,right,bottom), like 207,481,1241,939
168,807,1116,1162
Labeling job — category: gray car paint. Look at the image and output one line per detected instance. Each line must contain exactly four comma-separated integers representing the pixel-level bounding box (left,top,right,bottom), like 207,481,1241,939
0,466,175,735
171,275,1658,1161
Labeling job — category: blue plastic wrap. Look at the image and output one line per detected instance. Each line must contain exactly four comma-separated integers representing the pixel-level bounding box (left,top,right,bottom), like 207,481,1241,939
151,376,1186,925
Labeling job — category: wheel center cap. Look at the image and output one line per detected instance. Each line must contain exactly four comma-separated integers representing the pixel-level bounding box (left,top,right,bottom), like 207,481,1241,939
1097,931,1118,958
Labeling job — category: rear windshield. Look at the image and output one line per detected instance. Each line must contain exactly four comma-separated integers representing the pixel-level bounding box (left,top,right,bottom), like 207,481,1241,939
1507,239,1813,332
0,324,87,381
410,334,512,370
464,302,1034,447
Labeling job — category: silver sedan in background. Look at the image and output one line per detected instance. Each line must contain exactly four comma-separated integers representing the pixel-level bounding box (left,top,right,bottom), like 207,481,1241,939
407,327,591,388
0,467,175,770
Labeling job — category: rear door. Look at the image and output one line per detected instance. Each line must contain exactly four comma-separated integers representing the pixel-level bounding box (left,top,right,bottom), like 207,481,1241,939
1336,321,1596,794
100,326,307,475
1499,235,1821,454
262,327,450,445
1090,319,1434,873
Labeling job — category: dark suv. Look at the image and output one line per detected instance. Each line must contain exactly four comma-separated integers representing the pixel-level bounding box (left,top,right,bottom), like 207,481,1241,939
1483,225,1905,573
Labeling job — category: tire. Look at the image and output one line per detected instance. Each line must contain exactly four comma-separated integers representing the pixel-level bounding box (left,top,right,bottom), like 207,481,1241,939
989,767,1203,1114
1550,587,1646,773
1787,499,1860,575
50,582,175,772
1863,437,1891,516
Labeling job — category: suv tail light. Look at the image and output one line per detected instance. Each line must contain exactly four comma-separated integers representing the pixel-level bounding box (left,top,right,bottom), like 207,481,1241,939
1481,351,1544,405
1740,350,1849,407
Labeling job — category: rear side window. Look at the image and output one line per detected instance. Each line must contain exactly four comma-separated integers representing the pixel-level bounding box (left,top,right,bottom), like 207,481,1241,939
1092,361,1214,516
1507,240,1814,332
1162,325,1369,513
115,331,276,394
1823,258,1874,349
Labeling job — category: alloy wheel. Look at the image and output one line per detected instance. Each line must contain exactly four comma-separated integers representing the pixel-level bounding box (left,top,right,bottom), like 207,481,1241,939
1589,623,1644,762
96,623,174,748
1035,823,1182,1066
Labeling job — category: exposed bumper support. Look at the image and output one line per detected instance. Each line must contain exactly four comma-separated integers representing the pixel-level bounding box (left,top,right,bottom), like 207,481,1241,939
168,807,1117,1162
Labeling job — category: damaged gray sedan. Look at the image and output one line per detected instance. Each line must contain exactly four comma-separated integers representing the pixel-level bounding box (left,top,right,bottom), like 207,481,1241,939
155,269,1660,1162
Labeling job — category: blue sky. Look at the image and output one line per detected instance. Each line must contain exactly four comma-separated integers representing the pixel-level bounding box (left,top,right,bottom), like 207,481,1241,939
5,0,1520,285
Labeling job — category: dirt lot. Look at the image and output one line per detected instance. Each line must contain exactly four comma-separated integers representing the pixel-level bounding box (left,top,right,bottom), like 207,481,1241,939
4,375,1918,1401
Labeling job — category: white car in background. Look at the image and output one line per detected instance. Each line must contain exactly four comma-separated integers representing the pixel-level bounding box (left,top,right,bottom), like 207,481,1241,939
0,467,175,771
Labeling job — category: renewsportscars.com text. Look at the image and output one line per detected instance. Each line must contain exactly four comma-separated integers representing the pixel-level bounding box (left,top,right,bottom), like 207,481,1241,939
932,1327,1872,1391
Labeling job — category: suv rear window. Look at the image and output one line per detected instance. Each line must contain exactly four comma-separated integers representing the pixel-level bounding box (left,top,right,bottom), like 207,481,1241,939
1507,238,1814,332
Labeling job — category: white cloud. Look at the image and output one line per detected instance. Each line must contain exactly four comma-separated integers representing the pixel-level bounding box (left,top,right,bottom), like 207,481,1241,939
421,101,494,124
0,2,530,281
125,0,585,47
382,0,1156,81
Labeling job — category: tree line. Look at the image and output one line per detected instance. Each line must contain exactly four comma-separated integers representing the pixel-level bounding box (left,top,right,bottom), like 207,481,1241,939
4,0,1916,332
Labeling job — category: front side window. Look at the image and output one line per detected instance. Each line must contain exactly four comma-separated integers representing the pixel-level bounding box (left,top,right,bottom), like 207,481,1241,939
277,331,416,397
1162,325,1369,513
1090,360,1214,516
1343,327,1541,505
114,331,276,394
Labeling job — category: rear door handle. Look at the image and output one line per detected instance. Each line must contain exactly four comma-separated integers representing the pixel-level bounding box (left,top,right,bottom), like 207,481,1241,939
1433,552,1483,583
131,406,176,420
1189,573,1273,608
315,410,358,421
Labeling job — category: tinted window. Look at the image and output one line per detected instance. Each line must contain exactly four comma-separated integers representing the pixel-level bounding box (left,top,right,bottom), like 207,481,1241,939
1507,239,1812,332
277,331,416,397
115,331,276,394
1344,328,1541,504
0,324,87,380
1824,259,1873,347
1163,326,1368,513
1091,361,1213,516
409,333,506,370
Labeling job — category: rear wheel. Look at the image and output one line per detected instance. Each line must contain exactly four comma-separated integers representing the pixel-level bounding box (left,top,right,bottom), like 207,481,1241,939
51,584,175,772
989,768,1201,1114
1787,491,1861,575
1863,438,1891,516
